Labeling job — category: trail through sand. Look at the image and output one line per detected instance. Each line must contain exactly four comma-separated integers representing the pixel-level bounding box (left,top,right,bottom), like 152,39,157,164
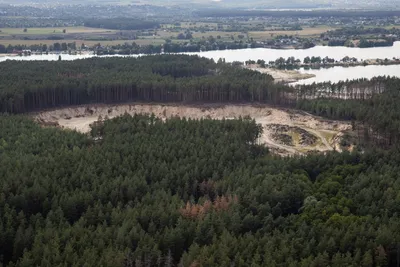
35,104,351,156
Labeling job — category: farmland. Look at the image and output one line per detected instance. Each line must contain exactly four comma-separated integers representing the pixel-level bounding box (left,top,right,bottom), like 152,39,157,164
0,7,400,53
0,24,336,50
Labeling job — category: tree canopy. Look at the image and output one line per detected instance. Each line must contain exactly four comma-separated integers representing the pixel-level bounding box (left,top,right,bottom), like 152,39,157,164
0,55,284,114
1,113,400,266
1,55,400,266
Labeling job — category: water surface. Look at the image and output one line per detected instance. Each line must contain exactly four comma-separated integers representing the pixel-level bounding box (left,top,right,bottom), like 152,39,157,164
192,42,400,62
292,65,400,85
2,43,400,83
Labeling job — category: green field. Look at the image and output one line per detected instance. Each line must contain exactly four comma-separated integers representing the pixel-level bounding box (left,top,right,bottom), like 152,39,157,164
0,24,336,48
0,26,166,47
248,26,335,40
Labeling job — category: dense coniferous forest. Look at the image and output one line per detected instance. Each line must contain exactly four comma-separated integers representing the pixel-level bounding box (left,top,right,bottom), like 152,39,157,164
0,55,290,114
1,113,400,266
2,55,400,266
295,77,400,146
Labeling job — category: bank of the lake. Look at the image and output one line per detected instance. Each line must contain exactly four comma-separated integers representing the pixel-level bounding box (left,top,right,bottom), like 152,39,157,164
246,65,316,83
1,41,400,62
193,41,400,63
291,64,400,85
2,43,400,84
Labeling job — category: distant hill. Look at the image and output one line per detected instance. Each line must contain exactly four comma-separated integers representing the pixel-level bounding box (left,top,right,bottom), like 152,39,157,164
134,0,331,8
133,0,397,9
0,0,398,9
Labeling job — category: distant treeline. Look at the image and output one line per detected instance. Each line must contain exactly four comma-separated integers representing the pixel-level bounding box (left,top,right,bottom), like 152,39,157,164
96,41,260,55
194,9,400,18
0,41,259,55
327,39,394,48
358,39,394,48
84,18,159,30
324,27,398,48
0,42,78,53
325,27,400,37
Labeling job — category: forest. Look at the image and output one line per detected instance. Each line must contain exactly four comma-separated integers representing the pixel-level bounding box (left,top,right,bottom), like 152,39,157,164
0,41,258,55
2,55,400,266
324,27,400,37
0,42,78,54
2,112,400,266
358,39,394,48
295,76,400,146
0,55,288,114
95,41,260,56
1,54,400,145
193,9,400,18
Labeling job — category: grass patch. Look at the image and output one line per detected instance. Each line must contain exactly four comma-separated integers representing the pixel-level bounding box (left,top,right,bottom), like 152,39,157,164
320,130,337,143
288,130,301,145
192,31,243,39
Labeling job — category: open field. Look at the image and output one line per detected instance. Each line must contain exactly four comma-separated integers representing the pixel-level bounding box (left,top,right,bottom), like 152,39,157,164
191,31,243,39
0,26,167,47
0,24,336,48
162,22,220,29
157,29,244,41
35,103,352,156
154,30,175,38
249,26,335,39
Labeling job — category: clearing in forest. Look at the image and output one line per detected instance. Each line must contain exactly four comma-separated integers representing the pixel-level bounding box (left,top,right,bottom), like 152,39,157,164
35,104,352,156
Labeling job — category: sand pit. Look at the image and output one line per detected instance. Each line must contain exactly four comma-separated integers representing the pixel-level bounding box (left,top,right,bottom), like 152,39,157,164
245,65,315,83
34,103,352,156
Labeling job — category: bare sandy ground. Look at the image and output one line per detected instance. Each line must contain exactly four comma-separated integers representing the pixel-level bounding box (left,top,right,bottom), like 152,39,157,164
35,103,351,156
245,65,315,83
0,54,17,57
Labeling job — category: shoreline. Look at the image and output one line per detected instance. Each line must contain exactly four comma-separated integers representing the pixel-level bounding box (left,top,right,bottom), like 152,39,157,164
0,41,400,59
269,58,400,70
245,65,316,83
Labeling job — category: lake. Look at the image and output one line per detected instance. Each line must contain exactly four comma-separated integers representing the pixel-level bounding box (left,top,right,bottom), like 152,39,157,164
292,64,400,85
2,42,400,83
192,41,400,62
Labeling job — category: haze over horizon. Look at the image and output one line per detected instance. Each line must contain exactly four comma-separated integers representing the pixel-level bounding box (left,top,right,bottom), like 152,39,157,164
0,0,399,9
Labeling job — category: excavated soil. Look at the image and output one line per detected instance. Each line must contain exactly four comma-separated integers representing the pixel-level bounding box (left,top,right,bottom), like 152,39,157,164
34,103,352,156
271,133,294,146
268,124,318,146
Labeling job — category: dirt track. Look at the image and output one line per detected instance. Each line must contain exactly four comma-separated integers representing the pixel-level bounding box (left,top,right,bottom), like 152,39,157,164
35,103,351,156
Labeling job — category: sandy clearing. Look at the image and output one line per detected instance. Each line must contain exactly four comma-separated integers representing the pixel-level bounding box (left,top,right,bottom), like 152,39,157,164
245,65,315,83
35,103,351,156
0,54,18,57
